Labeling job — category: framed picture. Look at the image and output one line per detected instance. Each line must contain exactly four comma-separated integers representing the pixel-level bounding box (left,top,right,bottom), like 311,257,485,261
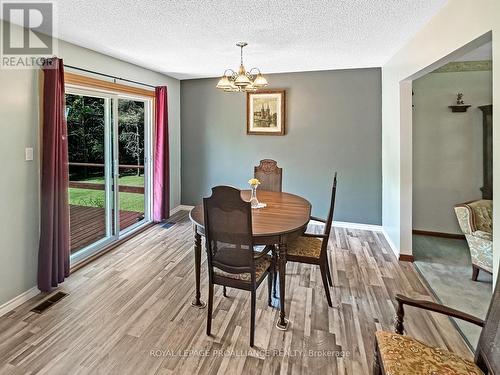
247,90,286,135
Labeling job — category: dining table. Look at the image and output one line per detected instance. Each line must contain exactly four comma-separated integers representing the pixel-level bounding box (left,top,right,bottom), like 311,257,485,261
189,189,311,330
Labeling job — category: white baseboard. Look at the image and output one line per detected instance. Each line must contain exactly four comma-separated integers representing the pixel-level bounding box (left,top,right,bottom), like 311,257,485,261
309,219,382,232
0,286,39,318
173,205,384,232
170,205,194,215
331,221,383,232
170,206,395,253
312,220,399,256
382,228,400,257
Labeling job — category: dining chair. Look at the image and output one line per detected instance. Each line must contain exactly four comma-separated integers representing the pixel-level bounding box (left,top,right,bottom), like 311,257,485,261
285,173,337,307
254,159,282,192
373,264,500,375
203,185,274,347
254,159,282,295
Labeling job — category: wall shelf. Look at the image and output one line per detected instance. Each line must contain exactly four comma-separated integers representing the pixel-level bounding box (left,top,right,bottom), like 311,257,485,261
448,105,471,112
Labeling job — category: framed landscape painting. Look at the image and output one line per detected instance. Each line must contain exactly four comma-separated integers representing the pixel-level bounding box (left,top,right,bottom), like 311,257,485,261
247,90,286,135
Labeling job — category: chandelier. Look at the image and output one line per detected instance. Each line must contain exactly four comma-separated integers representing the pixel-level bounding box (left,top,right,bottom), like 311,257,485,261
216,42,269,92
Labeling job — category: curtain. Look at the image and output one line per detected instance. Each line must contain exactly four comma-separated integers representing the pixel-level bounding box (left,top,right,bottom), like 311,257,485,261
153,86,170,222
37,58,70,292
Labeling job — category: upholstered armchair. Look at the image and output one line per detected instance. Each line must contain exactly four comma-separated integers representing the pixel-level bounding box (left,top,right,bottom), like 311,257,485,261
454,199,493,280
373,270,500,375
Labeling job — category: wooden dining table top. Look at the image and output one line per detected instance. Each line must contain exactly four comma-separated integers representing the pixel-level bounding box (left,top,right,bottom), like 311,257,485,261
189,190,312,237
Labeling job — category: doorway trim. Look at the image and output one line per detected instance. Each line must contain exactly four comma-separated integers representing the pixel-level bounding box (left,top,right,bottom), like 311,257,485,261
398,32,493,260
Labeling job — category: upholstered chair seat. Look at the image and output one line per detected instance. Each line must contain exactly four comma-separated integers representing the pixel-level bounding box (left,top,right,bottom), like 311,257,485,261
375,331,484,375
214,254,271,282
454,199,493,279
287,236,322,258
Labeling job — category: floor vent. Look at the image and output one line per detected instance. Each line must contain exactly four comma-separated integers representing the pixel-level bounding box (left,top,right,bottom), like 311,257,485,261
161,222,175,229
31,291,68,314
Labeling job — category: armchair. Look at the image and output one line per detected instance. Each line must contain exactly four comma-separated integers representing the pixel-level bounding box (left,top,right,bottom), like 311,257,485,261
454,200,493,280
373,269,500,374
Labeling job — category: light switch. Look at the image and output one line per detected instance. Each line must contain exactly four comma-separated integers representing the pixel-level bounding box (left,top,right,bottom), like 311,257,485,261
25,147,34,161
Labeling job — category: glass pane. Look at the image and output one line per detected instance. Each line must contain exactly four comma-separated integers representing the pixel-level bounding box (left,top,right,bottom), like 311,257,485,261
117,99,145,232
66,93,109,253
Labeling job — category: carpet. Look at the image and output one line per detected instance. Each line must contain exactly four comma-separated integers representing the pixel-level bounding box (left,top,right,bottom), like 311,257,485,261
412,234,492,348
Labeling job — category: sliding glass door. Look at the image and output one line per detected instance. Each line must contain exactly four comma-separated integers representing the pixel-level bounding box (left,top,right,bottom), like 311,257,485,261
66,92,113,256
116,98,148,233
66,88,152,264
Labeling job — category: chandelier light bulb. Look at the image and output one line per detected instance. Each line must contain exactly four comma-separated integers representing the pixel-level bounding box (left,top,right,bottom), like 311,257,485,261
216,75,231,89
253,73,268,88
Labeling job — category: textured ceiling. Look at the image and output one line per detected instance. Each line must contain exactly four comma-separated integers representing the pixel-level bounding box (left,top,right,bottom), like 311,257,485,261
45,0,447,79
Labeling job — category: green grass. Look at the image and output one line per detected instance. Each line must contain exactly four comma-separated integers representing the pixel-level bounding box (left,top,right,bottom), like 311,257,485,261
69,175,145,212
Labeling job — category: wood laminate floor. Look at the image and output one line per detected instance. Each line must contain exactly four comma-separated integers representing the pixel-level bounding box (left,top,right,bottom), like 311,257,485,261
0,211,472,374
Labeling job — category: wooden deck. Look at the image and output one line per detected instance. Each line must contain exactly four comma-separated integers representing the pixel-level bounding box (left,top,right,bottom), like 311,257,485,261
70,205,144,253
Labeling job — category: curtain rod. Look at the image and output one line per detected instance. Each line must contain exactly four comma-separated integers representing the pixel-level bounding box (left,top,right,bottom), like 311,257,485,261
64,64,156,89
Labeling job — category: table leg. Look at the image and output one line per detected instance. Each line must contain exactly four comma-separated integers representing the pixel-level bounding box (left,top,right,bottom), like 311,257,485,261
276,240,289,330
191,228,206,308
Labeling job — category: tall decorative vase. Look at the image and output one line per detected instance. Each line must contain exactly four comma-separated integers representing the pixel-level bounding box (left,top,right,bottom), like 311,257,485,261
250,185,259,208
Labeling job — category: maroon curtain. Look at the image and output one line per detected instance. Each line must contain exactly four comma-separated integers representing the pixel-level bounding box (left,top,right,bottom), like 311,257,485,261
37,58,70,292
153,86,170,222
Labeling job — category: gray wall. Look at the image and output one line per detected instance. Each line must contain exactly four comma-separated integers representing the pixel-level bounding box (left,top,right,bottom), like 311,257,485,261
181,68,382,224
413,69,492,234
0,20,180,306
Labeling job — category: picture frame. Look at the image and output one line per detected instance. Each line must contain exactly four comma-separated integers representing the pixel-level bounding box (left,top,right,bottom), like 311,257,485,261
246,89,286,135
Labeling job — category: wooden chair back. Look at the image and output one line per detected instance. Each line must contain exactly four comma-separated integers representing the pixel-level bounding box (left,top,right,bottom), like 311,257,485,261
322,173,338,243
475,272,500,374
254,159,282,192
203,186,256,281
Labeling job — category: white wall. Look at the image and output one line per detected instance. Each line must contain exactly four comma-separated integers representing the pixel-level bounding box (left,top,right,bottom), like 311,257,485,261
382,0,499,282
413,69,492,234
0,20,181,306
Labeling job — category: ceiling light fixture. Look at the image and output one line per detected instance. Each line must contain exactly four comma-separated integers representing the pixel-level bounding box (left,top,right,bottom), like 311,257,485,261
216,42,269,93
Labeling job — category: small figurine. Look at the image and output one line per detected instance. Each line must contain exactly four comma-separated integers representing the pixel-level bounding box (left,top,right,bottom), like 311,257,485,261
456,93,465,105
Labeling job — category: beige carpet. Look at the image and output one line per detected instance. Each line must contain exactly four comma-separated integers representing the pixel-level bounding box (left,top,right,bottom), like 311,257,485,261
412,234,492,348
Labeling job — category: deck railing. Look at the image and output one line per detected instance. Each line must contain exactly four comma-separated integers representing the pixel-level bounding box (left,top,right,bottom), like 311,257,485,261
68,162,145,194
69,162,144,169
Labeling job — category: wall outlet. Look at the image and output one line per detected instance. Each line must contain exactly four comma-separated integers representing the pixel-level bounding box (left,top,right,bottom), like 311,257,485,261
25,147,34,161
